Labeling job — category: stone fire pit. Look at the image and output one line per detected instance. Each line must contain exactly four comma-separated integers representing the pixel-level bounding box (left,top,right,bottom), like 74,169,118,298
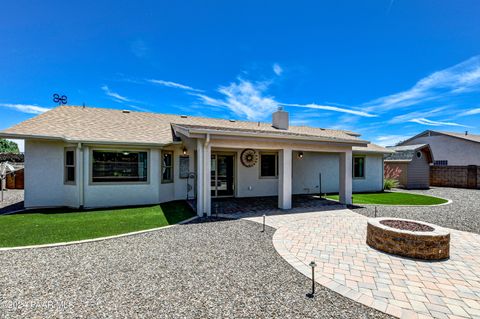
367,217,450,260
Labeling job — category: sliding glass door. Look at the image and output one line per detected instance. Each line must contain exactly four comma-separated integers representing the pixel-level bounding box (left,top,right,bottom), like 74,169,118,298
211,154,235,197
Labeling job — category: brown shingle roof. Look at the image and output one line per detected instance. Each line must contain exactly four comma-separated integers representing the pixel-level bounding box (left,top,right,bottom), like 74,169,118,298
0,106,368,145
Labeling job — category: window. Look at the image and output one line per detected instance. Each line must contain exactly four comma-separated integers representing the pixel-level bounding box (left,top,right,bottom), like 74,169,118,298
353,156,365,178
92,150,148,183
434,160,448,166
64,148,75,184
161,151,174,183
260,153,278,178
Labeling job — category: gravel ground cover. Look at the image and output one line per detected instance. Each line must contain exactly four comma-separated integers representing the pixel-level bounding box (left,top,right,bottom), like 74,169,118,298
353,187,480,234
0,189,23,214
0,218,391,318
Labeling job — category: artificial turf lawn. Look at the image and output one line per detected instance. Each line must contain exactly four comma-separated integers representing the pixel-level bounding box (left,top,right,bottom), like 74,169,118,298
0,201,195,247
326,192,448,206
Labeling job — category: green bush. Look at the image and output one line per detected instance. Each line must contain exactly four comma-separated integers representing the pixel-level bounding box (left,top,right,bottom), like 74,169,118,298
384,178,399,190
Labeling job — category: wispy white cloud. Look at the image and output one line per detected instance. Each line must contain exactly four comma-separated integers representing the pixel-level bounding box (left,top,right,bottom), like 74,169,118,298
125,104,150,112
189,77,378,120
408,118,470,127
147,79,203,92
281,103,377,117
192,79,279,120
373,134,407,147
273,63,283,76
101,85,132,103
131,39,149,58
364,55,480,111
459,108,480,116
0,103,50,114
389,106,451,124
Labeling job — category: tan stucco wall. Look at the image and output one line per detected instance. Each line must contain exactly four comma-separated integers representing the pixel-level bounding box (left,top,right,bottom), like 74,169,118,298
403,134,480,166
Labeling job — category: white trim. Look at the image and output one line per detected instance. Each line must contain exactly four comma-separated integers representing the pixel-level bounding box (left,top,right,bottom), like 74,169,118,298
64,147,76,185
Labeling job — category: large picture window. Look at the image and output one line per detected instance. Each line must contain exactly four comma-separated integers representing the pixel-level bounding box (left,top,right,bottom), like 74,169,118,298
260,153,278,178
353,156,365,178
161,151,174,183
92,150,148,183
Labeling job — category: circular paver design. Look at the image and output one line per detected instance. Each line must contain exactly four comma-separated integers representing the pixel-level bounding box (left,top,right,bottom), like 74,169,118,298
245,209,480,319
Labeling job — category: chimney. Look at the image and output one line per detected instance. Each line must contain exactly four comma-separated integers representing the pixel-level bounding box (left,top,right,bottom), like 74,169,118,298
465,131,469,136
272,107,289,130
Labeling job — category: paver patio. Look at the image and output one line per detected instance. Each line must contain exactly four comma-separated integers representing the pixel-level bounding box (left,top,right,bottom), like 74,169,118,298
244,209,480,319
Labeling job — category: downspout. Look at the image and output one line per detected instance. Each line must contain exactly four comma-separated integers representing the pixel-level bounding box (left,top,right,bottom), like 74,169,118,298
203,133,211,215
77,143,84,208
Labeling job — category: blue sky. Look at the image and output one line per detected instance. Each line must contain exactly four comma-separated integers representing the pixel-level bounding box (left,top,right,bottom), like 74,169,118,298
1,0,480,151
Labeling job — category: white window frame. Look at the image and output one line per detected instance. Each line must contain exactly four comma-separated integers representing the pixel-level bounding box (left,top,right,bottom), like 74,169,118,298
161,150,174,184
64,147,76,185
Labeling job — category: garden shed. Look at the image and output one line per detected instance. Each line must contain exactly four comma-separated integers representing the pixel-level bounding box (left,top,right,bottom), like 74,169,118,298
384,144,433,189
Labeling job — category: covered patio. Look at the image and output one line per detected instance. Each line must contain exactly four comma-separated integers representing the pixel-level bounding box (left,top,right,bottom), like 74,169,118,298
211,194,344,215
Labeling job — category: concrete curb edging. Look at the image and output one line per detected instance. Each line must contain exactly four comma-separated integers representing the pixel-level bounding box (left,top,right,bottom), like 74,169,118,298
0,215,199,252
327,194,452,208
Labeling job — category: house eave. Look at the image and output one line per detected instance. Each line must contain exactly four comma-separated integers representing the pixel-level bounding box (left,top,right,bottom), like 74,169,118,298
172,125,369,147
0,132,176,147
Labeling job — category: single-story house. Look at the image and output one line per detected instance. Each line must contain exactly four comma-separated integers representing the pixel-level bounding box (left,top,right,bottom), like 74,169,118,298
0,106,391,216
384,144,433,189
398,130,480,166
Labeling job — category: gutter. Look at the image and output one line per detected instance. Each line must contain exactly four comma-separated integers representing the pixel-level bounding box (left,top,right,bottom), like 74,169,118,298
203,133,210,215
77,143,84,208
0,133,179,147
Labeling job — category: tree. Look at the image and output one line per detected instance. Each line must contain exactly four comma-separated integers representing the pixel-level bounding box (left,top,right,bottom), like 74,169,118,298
0,139,19,153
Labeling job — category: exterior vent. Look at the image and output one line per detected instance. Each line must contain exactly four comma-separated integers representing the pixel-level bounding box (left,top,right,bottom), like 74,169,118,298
122,110,130,114
180,115,188,118
272,107,289,130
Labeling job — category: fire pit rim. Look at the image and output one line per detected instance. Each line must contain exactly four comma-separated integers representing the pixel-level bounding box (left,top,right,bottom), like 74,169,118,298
368,217,449,237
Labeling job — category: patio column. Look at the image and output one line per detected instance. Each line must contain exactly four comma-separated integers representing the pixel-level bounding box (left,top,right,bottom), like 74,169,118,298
196,139,204,216
339,150,353,205
278,148,292,209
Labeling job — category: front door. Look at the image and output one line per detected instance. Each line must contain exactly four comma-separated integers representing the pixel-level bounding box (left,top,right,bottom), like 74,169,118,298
211,154,235,197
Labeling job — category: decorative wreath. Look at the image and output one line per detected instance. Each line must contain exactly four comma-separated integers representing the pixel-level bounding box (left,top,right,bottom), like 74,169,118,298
240,149,258,167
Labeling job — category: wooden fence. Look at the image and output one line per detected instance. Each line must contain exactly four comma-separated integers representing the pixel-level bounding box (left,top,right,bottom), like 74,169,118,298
430,165,479,189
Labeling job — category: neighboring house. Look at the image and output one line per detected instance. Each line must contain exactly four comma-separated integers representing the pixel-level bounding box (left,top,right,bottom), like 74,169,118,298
0,153,24,189
398,130,480,166
384,144,433,189
0,106,391,215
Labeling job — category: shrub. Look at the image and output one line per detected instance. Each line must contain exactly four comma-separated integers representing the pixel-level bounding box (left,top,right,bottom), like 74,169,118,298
384,178,399,190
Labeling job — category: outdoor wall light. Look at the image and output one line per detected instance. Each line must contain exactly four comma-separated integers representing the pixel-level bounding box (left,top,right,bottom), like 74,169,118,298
122,151,130,155
297,151,304,159
182,147,188,155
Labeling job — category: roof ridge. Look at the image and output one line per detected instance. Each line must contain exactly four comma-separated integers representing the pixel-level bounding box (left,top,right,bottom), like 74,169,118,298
57,105,360,134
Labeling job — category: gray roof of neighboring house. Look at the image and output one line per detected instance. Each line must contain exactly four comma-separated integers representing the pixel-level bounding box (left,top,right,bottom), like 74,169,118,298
385,144,431,161
400,130,480,145
0,106,369,146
